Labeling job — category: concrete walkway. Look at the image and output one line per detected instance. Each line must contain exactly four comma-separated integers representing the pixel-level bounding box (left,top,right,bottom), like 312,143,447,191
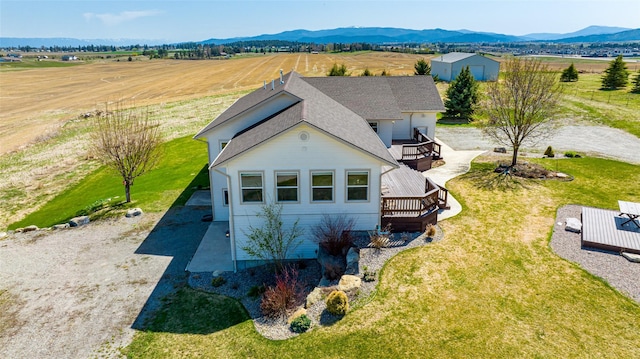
186,221,234,273
425,138,485,221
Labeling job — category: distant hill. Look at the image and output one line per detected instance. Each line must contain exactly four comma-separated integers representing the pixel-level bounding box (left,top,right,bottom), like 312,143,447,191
524,25,632,41
554,28,640,43
2,25,640,48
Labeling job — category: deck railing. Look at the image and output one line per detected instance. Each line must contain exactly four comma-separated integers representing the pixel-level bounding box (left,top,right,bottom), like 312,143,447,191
412,128,441,159
426,177,449,209
381,189,439,218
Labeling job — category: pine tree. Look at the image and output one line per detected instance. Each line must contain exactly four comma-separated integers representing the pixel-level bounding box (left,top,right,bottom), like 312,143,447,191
630,70,640,94
560,63,579,82
327,63,350,76
443,66,479,123
361,68,373,76
414,58,431,75
601,55,629,89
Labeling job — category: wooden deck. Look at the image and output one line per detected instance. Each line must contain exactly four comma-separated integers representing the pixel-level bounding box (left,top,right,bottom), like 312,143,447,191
582,206,640,254
381,164,426,197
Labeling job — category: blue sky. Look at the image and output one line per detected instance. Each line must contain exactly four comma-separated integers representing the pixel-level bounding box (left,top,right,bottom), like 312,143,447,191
1,0,639,42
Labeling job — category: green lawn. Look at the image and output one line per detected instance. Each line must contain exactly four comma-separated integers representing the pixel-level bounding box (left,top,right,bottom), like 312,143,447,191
122,156,640,358
8,136,209,230
0,60,82,70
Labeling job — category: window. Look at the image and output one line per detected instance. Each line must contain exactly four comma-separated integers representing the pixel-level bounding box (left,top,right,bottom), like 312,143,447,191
219,140,229,151
240,172,263,203
311,171,333,202
368,121,378,133
276,172,298,202
222,188,229,206
347,171,369,201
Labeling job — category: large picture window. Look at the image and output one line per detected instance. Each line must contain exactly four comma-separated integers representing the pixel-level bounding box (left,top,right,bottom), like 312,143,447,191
276,172,298,202
240,172,263,203
347,171,369,201
311,171,333,202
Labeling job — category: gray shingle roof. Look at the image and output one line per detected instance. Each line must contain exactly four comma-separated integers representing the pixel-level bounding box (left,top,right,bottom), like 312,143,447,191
301,75,444,118
212,72,398,167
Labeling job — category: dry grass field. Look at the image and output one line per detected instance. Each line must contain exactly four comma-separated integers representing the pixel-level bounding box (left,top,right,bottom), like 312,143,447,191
0,52,425,154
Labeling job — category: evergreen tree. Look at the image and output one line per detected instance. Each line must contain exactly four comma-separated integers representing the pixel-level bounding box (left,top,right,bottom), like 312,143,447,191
560,63,579,82
443,66,479,123
601,55,629,89
630,70,640,94
414,58,431,75
361,68,373,76
380,69,390,76
327,63,350,76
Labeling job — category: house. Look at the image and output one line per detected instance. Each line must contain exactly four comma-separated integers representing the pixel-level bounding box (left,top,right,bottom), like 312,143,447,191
431,52,500,82
193,71,446,270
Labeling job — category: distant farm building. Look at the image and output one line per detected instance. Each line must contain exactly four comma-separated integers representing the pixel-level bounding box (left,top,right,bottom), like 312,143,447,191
431,53,499,82
61,55,78,61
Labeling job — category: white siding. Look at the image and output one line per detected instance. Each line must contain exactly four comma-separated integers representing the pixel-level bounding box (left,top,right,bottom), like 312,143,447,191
377,120,394,147
431,60,452,82
393,112,438,140
409,112,438,139
221,124,385,261
435,54,500,82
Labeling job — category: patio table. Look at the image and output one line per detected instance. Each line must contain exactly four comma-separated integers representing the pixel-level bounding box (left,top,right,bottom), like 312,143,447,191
618,200,640,228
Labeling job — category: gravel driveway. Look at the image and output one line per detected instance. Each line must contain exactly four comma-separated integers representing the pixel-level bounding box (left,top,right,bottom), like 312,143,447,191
436,124,640,164
0,206,209,358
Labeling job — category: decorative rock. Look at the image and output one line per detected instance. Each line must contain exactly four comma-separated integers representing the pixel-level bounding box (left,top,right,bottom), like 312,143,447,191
306,287,324,308
556,172,569,179
69,216,90,227
317,245,346,281
621,252,640,263
337,275,361,292
0,232,7,239
344,247,360,275
14,228,24,233
53,223,70,230
23,225,39,232
125,208,143,218
565,217,582,233
287,308,307,324
494,147,507,153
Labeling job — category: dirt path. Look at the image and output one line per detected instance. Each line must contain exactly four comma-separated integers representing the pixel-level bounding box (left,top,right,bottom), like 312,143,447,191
0,206,209,358
436,124,640,164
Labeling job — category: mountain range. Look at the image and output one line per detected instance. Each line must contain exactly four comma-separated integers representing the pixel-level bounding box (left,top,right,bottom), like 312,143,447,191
1,25,638,48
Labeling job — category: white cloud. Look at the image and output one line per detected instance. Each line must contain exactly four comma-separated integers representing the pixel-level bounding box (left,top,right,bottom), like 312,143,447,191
83,10,163,26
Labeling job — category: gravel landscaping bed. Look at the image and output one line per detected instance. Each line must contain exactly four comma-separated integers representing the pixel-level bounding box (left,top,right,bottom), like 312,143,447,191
189,226,444,340
550,205,640,304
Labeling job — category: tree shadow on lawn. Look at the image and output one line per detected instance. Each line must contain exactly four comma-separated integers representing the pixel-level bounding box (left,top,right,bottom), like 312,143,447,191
129,164,246,334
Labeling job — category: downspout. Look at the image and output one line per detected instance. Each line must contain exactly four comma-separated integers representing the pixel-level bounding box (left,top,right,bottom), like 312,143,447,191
195,137,216,221
214,167,237,273
409,113,414,139
378,165,397,227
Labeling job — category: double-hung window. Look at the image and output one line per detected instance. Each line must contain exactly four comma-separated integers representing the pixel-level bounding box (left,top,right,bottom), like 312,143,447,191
347,171,369,201
276,172,298,202
240,172,263,203
311,171,333,202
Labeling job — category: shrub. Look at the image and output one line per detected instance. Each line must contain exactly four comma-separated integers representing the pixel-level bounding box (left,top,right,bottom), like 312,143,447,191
362,266,377,282
326,290,349,315
425,224,437,238
544,146,555,158
248,284,266,298
260,267,304,319
323,262,344,281
290,314,312,333
313,214,356,256
564,151,581,158
369,234,389,250
211,276,226,287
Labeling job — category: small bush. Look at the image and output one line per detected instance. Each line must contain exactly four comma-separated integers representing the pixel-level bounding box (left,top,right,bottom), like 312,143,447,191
290,314,312,333
313,214,356,256
363,266,377,282
248,284,266,298
369,234,389,250
425,224,436,238
564,151,581,158
544,146,555,158
260,267,304,319
326,290,349,315
211,276,226,287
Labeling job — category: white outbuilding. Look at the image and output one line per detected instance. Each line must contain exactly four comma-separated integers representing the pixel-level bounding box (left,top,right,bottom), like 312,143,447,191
431,52,500,82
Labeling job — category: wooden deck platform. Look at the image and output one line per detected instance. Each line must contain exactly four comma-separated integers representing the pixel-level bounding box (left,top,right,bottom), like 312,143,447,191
381,164,426,197
582,206,640,254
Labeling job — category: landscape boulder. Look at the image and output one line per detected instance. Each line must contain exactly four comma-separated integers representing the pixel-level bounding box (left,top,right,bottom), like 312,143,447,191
53,223,70,230
565,217,582,233
337,275,361,292
306,287,324,308
126,208,143,218
69,216,90,227
344,247,360,275
494,147,507,153
23,225,39,232
621,252,640,263
0,232,7,239
317,245,346,281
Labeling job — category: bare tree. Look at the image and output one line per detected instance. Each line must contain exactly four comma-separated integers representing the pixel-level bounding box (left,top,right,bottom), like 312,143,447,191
480,57,561,167
91,102,162,203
